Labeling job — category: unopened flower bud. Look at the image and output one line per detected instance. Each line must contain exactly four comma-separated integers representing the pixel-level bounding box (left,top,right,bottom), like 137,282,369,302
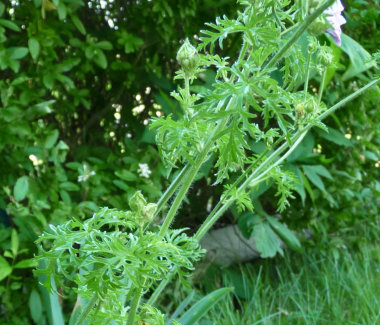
176,39,200,75
129,191,147,214
320,51,333,66
142,203,157,223
307,16,329,36
296,103,305,118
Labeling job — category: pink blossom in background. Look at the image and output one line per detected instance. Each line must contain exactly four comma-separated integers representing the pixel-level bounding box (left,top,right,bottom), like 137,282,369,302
324,0,346,46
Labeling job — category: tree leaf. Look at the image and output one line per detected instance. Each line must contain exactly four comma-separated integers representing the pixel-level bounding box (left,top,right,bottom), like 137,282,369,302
0,256,12,281
14,176,29,201
0,3,5,16
71,15,86,35
9,47,29,60
93,50,108,69
60,182,80,191
28,38,40,60
14,258,38,269
306,165,333,180
315,127,352,147
33,0,42,7
11,228,19,256
57,2,67,20
115,170,137,182
96,41,113,50
44,129,59,149
0,18,20,31
302,165,325,192
267,216,301,252
113,180,130,191
362,150,378,161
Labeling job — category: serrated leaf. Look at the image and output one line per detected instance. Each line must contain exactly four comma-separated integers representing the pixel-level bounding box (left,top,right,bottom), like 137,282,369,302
28,38,40,60
302,165,325,192
0,256,12,281
315,127,352,147
267,216,301,252
306,164,333,180
0,18,20,31
14,176,29,201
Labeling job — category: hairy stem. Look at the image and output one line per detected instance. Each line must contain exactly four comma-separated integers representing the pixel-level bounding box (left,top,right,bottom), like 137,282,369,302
156,164,191,214
158,114,230,236
195,77,380,240
304,50,312,99
127,284,144,325
318,68,327,104
74,294,98,325
195,130,306,241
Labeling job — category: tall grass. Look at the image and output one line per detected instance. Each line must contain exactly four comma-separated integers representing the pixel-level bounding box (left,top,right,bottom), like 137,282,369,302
197,244,380,325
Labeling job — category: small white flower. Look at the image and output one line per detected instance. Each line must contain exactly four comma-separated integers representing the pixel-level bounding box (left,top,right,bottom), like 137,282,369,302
77,164,96,183
137,163,152,178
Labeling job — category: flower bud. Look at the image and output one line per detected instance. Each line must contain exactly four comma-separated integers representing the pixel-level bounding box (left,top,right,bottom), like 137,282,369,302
142,203,157,223
307,16,329,36
129,191,147,214
320,51,333,66
176,39,200,75
296,103,305,118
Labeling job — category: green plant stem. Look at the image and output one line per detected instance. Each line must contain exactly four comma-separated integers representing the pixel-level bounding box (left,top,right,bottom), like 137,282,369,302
195,78,380,240
158,115,230,236
197,135,286,236
149,65,380,314
304,51,312,99
318,68,327,104
75,294,98,325
195,130,307,241
147,270,174,306
265,0,336,70
237,41,248,62
156,164,191,214
127,284,145,325
184,76,190,111
319,77,380,120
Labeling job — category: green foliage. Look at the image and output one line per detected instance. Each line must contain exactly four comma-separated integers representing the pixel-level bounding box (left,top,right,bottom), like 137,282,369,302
199,243,380,325
1,0,379,323
0,0,238,321
36,203,204,324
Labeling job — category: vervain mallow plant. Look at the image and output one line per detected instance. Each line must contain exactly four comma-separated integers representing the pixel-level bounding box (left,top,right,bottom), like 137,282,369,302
35,1,380,325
